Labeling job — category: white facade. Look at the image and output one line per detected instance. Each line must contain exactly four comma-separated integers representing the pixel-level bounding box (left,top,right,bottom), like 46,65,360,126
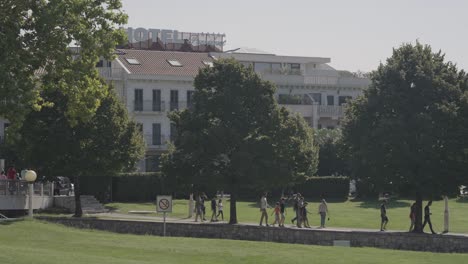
97,49,370,171
0,49,369,172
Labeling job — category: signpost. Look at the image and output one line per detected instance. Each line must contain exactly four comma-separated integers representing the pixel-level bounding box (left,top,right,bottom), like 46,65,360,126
156,195,172,237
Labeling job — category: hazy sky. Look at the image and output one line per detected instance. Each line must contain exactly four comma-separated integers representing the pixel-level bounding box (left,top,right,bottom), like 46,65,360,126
120,0,468,72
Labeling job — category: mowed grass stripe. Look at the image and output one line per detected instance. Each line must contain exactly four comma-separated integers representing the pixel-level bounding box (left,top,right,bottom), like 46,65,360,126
1,220,467,264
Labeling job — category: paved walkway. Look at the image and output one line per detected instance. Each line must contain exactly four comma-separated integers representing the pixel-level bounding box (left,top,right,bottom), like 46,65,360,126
90,211,468,237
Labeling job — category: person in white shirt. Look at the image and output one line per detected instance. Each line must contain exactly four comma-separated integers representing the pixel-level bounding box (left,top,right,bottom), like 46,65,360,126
259,192,269,226
318,198,329,228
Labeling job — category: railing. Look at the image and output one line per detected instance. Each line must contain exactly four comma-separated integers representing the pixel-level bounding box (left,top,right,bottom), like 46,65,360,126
0,180,53,196
318,105,345,117
97,68,124,79
133,100,166,112
132,101,191,112
144,134,168,149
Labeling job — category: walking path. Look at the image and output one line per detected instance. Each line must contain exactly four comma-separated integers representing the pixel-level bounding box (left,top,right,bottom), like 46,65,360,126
90,211,468,237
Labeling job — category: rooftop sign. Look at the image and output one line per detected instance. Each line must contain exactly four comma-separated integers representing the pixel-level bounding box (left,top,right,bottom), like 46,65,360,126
126,27,226,47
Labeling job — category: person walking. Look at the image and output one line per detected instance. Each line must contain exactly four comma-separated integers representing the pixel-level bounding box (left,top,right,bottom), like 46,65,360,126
271,202,281,226
380,200,389,231
423,200,436,234
216,199,224,221
6,165,16,180
279,197,286,227
318,198,329,228
200,192,207,221
291,194,304,228
210,197,218,222
259,192,269,226
194,194,203,222
409,202,416,232
301,202,311,228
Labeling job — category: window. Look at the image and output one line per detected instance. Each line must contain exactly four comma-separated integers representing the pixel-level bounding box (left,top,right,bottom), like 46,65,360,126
271,63,281,74
125,58,141,65
152,123,161,145
96,60,104,67
170,123,177,142
134,89,143,111
202,61,213,67
167,59,182,67
290,63,300,70
254,62,271,74
327,96,335,106
152,89,161,111
311,93,322,105
107,61,112,67
187,90,195,109
170,90,179,110
338,96,352,106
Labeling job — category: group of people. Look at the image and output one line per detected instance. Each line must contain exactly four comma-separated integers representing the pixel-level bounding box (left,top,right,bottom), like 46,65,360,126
260,192,329,229
194,193,224,222
0,166,18,180
380,199,437,234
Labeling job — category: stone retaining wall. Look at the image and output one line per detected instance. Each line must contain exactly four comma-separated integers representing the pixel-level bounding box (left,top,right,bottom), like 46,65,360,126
39,217,468,253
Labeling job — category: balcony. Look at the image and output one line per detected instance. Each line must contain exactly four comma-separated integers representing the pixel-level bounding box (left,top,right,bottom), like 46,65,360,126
133,100,166,113
132,101,192,113
97,68,125,79
318,105,345,118
144,134,168,149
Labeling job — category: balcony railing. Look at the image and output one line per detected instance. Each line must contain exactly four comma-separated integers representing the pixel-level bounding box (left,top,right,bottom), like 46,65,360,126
318,105,345,117
132,101,192,113
144,134,168,149
97,68,124,79
133,100,166,112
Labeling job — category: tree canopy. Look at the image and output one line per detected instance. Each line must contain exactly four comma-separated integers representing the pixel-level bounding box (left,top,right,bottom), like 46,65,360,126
0,0,127,124
11,87,145,216
161,59,318,224
314,129,348,176
341,42,468,232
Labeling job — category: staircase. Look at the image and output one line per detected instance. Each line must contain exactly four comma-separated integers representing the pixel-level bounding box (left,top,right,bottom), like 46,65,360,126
80,195,108,214
54,195,108,214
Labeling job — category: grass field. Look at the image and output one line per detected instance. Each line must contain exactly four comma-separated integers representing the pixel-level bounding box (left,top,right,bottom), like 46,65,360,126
105,197,468,233
1,220,467,264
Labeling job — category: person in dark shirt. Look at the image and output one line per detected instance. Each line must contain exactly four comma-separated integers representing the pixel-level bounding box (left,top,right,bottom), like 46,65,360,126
279,197,286,227
380,200,389,231
210,197,217,222
423,200,436,234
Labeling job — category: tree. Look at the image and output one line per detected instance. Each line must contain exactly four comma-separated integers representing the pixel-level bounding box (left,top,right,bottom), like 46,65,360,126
161,59,318,224
12,87,145,216
0,0,127,124
341,42,468,232
314,129,348,176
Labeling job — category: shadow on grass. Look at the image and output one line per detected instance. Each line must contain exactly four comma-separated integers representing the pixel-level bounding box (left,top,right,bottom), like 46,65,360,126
351,198,411,209
104,205,119,212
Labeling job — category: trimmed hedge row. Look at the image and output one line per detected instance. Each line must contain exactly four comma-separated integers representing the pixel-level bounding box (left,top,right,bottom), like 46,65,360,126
79,174,350,202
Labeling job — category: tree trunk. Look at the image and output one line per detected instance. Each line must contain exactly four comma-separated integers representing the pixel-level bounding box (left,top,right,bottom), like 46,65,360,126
413,192,423,233
229,192,237,224
73,175,83,217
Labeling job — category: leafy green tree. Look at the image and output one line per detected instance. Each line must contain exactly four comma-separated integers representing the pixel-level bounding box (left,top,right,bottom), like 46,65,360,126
161,59,318,224
341,42,468,232
0,0,127,124
314,129,348,176
12,87,145,216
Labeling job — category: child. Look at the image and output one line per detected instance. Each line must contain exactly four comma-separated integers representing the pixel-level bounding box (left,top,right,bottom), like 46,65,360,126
271,202,281,226
216,199,224,221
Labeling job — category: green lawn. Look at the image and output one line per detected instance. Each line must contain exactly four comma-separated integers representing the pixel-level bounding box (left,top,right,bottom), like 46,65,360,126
0,220,467,264
105,197,468,233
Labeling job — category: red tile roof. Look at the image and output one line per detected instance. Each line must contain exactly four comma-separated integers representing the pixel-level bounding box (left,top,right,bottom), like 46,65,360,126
116,49,213,77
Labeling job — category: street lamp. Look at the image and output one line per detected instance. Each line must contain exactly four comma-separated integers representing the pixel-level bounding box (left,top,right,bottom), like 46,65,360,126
24,170,37,218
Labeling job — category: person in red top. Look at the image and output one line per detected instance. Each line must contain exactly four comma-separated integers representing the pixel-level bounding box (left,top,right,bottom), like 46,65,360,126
6,165,16,180
270,202,281,226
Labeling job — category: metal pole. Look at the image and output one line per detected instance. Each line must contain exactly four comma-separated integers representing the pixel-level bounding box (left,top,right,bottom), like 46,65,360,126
163,212,166,237
28,182,33,218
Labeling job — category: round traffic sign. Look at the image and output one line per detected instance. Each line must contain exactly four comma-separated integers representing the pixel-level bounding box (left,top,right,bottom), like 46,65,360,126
159,198,170,210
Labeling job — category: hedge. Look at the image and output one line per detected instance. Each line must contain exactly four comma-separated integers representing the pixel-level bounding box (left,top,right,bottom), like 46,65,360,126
79,174,350,202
